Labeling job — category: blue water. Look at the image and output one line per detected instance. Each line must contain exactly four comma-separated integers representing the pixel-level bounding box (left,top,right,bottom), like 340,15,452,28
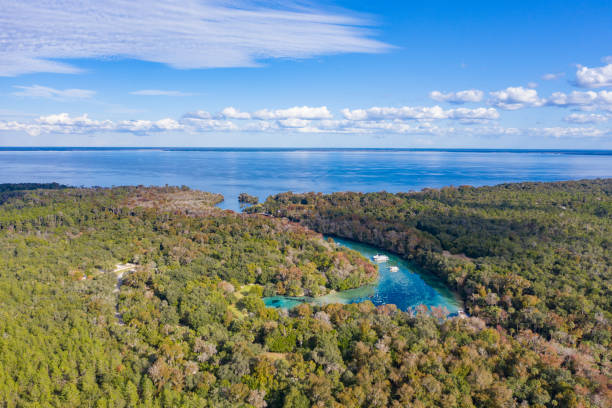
263,236,463,313
0,148,610,212
1,147,610,311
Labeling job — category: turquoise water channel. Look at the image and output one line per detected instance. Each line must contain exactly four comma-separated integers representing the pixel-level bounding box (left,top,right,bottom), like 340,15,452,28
263,236,463,314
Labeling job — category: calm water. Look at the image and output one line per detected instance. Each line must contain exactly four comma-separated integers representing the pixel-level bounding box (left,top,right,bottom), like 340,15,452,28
263,236,463,313
0,148,610,211
1,148,610,311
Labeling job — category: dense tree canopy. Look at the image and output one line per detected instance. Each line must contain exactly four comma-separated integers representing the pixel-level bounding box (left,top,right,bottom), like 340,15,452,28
0,184,373,407
0,181,610,407
250,179,612,406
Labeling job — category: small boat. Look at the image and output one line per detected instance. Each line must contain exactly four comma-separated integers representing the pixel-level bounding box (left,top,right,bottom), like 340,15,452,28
389,266,399,272
373,254,389,262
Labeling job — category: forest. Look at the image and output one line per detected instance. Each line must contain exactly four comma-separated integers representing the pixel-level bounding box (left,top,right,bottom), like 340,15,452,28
0,180,610,407
250,179,612,407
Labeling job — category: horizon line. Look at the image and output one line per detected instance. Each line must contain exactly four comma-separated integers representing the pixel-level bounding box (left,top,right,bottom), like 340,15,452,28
1,147,612,154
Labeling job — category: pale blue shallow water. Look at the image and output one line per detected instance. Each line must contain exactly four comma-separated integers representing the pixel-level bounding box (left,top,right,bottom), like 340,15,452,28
263,236,463,313
1,147,610,311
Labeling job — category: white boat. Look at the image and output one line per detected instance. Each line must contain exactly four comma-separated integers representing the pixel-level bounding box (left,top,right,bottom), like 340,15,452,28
389,266,399,272
373,254,389,262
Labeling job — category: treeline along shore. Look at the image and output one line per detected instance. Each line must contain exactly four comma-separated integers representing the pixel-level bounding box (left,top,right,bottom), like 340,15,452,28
0,180,610,407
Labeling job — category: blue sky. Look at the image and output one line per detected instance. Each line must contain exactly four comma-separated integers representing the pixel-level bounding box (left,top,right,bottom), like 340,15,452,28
1,0,612,148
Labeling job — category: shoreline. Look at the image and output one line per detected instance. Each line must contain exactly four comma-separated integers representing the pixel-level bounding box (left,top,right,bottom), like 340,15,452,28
263,236,463,314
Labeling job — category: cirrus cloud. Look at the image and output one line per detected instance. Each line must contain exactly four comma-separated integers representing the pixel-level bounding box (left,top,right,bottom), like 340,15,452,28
0,0,390,77
12,85,96,100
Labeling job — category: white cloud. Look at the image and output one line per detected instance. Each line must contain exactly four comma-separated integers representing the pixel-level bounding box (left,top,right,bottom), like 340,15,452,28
599,90,612,104
429,89,484,104
116,118,183,133
563,113,609,124
0,57,82,77
489,86,544,110
278,118,311,128
252,106,333,120
527,127,607,138
341,105,499,121
0,113,181,136
26,113,112,136
547,91,598,107
575,62,612,88
183,110,213,120
180,117,239,132
542,73,565,81
219,107,251,120
130,90,192,96
12,85,95,100
242,120,278,132
448,107,500,121
1,106,608,140
546,90,612,111
0,0,390,76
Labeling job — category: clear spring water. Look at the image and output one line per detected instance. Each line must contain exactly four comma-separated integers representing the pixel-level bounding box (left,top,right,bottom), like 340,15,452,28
263,236,463,313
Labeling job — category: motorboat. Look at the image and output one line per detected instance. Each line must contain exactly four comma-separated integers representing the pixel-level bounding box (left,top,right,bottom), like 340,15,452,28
373,254,389,262
389,266,399,272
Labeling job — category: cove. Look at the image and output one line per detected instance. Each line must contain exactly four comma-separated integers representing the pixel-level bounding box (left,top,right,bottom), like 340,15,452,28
263,236,463,314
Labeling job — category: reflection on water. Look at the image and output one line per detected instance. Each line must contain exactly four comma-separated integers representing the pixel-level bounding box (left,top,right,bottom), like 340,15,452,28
263,236,463,313
0,148,610,211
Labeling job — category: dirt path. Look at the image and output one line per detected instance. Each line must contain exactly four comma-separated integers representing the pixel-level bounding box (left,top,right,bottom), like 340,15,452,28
112,263,136,324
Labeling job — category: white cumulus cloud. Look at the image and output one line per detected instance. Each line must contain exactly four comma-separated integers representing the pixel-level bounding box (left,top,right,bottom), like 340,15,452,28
575,62,612,88
278,118,311,128
0,0,390,76
219,107,252,120
430,89,484,104
546,90,612,111
0,113,182,136
1,106,608,140
116,118,183,133
252,106,333,120
489,86,544,110
341,106,498,121
547,91,599,107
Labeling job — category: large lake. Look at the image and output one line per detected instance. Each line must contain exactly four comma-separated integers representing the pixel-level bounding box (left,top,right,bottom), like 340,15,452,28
0,148,610,211
1,148,610,312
